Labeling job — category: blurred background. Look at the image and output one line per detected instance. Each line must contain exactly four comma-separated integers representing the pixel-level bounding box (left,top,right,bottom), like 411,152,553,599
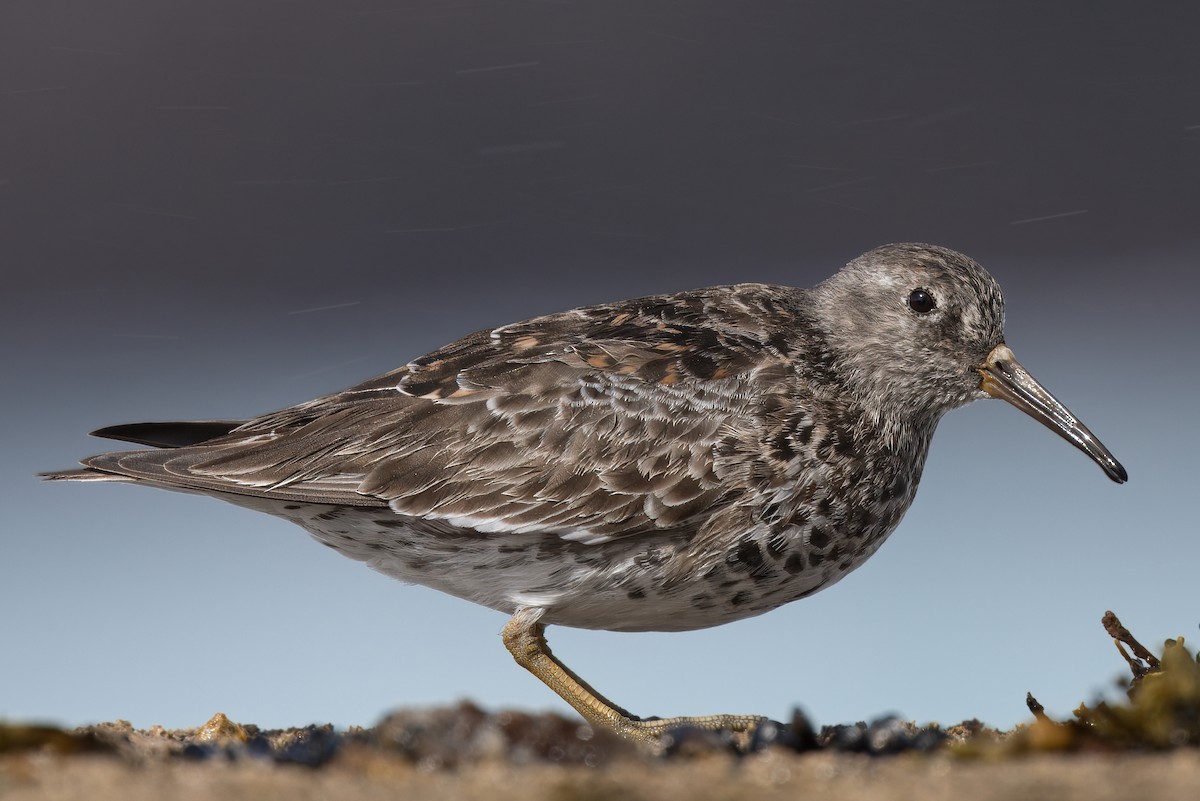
3,1,1197,732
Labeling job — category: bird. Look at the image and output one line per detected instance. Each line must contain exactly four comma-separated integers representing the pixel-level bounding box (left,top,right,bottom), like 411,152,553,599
43,243,1127,744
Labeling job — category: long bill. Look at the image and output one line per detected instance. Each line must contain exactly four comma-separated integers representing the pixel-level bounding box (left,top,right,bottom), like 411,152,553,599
978,344,1128,484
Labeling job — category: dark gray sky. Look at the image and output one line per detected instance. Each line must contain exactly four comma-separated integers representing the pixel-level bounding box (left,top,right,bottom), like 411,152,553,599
4,1,1198,732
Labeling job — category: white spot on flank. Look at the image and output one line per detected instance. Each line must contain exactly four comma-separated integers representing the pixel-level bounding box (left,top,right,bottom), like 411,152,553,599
558,530,615,545
508,591,564,609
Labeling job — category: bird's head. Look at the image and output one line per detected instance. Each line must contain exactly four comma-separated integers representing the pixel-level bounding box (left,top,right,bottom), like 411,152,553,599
809,243,1126,483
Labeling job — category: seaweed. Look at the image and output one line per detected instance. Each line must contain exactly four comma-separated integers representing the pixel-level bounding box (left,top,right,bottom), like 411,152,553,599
1013,611,1200,752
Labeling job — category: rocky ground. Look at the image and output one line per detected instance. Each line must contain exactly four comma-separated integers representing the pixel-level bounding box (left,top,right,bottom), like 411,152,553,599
4,613,1197,800
1,709,1198,801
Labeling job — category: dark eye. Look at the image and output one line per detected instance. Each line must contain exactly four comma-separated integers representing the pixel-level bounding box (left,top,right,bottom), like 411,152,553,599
907,288,936,314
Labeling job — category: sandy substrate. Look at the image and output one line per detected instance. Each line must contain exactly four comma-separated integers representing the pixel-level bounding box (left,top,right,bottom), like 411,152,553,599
4,747,1200,801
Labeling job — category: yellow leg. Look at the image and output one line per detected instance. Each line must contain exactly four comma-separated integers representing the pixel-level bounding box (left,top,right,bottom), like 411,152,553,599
501,608,765,745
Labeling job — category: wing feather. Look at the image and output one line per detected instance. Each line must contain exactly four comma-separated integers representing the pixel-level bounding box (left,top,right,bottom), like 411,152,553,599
66,283,805,542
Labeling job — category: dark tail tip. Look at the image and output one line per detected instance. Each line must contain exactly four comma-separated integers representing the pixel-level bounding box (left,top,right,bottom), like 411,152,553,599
90,420,245,449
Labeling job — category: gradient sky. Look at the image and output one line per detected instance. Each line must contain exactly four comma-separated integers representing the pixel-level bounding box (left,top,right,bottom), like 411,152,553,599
3,1,1198,733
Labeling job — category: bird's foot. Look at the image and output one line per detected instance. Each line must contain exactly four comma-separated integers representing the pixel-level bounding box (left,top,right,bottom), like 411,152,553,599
502,609,766,748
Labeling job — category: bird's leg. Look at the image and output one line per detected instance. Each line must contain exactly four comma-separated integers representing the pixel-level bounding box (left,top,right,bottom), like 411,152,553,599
501,608,765,746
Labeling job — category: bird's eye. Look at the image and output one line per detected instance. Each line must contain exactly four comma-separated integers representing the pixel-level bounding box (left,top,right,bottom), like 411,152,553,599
907,288,936,314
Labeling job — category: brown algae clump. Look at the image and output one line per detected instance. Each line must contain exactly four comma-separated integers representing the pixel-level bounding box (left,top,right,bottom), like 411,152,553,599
1019,611,1200,752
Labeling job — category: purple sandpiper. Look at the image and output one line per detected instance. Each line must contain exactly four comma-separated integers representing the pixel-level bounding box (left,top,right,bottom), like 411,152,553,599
44,243,1126,743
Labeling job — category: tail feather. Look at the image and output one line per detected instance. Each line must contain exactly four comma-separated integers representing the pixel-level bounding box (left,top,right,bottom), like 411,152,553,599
40,467,134,482
90,420,246,449
40,419,246,482
41,441,384,507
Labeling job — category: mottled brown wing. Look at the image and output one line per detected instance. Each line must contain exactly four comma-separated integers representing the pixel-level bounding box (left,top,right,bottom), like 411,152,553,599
94,284,802,543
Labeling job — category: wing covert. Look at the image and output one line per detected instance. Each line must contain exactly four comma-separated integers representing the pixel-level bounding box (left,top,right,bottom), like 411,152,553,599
97,284,806,543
